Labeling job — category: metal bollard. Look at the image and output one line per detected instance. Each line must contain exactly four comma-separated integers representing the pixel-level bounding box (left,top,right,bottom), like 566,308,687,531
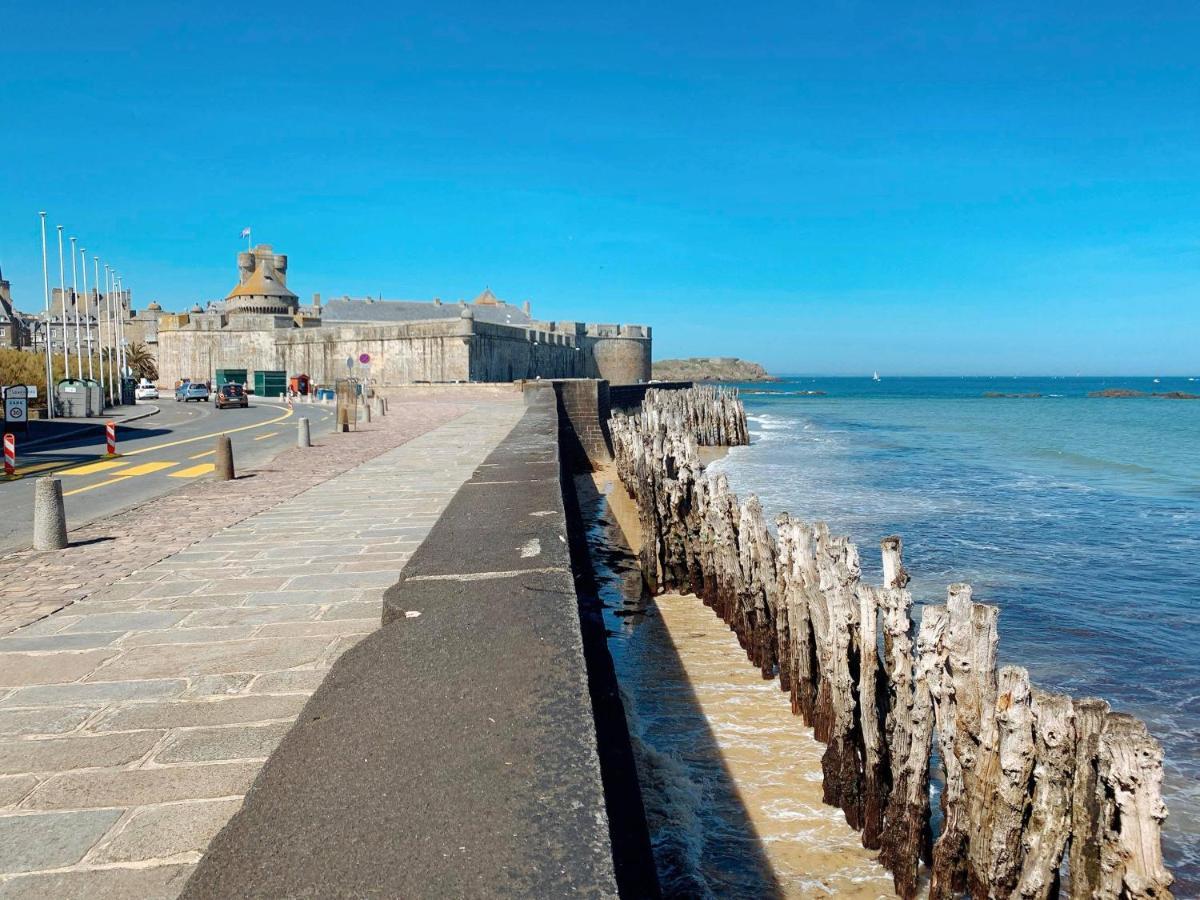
33,477,68,550
298,417,311,448
214,435,235,481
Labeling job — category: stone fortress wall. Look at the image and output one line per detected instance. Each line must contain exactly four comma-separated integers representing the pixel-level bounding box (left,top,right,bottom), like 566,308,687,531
157,308,652,388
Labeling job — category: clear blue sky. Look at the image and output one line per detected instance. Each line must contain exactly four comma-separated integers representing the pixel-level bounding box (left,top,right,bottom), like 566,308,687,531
1,2,1197,375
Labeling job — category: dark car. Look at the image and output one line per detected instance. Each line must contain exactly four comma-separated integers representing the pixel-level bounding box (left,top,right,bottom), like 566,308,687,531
214,383,248,409
176,382,210,402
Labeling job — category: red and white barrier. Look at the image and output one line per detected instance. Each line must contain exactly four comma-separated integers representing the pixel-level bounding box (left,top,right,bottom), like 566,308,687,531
3,434,14,476
105,420,117,457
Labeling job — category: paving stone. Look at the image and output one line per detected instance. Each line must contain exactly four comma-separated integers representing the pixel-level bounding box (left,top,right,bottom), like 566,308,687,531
283,571,400,590
90,694,308,732
2,617,79,638
156,722,292,764
0,775,36,808
243,590,344,607
319,600,381,621
0,863,194,898
88,798,244,864
0,731,162,776
203,577,289,593
254,619,378,639
181,674,256,698
120,626,255,648
179,606,320,628
23,761,261,810
247,670,328,694
0,632,125,652
0,679,186,709
60,611,189,635
91,638,330,680
134,580,213,600
0,706,94,739
0,651,116,688
0,809,123,873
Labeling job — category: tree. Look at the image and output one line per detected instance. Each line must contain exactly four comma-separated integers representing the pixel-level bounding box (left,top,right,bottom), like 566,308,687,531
124,343,158,382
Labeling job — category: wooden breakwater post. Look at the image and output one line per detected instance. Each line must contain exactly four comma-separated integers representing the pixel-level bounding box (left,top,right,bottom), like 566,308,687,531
609,386,1174,900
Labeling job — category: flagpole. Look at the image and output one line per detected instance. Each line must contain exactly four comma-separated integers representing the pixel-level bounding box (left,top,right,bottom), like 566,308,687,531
56,225,69,379
105,265,116,405
39,213,54,419
93,255,104,402
116,274,127,394
70,236,83,380
81,247,93,381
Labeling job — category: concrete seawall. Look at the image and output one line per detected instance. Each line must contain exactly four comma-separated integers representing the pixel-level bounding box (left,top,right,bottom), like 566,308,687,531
183,384,657,897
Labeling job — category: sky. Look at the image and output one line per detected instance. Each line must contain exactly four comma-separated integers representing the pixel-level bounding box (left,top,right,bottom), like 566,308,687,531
1,1,1197,375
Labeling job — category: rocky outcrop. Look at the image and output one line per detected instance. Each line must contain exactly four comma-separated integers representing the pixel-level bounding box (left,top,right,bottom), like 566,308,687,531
651,357,778,383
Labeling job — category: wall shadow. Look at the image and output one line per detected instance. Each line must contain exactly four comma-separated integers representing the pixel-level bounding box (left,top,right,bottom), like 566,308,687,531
570,472,785,899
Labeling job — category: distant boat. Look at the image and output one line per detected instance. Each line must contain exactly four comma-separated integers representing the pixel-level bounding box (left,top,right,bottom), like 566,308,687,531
872,371,881,382
1153,378,1161,384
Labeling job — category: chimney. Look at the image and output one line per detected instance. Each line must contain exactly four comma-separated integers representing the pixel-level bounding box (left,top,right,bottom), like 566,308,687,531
313,292,321,308
522,300,531,316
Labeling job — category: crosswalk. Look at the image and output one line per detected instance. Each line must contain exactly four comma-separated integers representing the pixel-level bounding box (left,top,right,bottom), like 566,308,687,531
58,458,216,496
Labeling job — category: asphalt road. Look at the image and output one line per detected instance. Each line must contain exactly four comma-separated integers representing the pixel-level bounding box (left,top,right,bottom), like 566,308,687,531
0,397,337,552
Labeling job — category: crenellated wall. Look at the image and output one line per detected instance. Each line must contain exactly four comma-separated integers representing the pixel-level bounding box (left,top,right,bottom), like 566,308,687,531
156,309,652,388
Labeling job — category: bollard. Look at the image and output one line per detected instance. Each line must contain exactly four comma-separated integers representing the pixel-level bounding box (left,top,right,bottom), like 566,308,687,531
298,417,311,448
33,477,68,550
337,407,350,433
3,433,14,477
364,403,372,424
375,397,385,417
214,435,235,481
105,420,118,457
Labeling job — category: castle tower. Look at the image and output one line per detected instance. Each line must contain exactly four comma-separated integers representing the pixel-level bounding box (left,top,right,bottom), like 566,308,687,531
589,324,653,384
225,244,299,315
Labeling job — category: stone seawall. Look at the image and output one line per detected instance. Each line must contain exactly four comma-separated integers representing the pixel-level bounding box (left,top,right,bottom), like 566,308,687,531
182,384,658,898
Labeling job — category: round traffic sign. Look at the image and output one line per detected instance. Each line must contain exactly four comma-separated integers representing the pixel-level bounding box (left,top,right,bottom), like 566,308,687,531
359,353,371,364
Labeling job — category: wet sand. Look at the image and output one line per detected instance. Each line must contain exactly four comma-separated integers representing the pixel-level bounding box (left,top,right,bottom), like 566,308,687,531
583,466,897,898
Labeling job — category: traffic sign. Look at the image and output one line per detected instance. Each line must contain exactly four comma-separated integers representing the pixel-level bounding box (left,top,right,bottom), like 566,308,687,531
3,385,28,427
358,353,371,364
345,356,354,372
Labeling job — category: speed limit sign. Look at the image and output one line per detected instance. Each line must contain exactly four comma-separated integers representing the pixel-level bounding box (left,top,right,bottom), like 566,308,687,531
4,385,28,426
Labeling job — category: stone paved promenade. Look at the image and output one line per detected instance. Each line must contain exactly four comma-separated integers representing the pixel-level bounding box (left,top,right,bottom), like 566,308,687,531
0,400,463,635
0,398,524,897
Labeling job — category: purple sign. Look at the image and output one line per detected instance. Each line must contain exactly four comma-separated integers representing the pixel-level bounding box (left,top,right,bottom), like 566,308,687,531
358,353,371,364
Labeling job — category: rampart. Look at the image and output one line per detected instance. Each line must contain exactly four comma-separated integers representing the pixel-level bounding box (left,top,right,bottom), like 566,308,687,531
156,310,652,388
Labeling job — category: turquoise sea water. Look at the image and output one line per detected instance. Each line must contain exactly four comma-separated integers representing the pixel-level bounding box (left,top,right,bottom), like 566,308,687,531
708,376,1199,893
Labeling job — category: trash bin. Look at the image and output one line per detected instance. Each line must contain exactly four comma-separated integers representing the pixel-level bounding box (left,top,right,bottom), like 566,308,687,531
56,379,89,417
85,379,103,415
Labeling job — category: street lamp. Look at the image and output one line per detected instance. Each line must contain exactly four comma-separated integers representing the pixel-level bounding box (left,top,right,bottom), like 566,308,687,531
38,213,54,418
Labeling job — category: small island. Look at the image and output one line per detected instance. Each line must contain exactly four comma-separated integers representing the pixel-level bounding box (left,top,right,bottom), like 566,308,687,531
652,357,779,383
1088,389,1200,400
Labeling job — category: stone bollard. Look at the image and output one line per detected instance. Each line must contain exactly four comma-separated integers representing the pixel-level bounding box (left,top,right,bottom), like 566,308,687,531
214,435,235,481
337,407,350,433
33,477,68,550
298,417,311,448
364,403,372,424
375,397,385,417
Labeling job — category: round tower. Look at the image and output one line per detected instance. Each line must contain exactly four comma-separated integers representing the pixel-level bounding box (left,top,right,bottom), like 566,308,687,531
590,324,652,384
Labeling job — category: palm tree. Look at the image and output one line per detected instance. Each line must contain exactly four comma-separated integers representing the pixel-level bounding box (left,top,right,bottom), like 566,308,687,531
124,342,159,382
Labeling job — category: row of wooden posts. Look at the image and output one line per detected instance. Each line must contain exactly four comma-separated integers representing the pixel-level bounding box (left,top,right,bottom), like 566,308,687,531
608,386,1173,900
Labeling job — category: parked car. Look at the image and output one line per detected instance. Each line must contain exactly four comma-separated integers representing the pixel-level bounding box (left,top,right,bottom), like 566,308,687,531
134,384,160,401
214,383,248,410
176,382,210,402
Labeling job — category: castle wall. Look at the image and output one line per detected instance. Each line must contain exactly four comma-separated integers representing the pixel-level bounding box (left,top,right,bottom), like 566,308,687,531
156,314,651,388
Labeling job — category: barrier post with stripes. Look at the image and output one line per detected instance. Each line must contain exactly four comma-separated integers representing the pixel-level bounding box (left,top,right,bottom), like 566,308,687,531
105,420,118,457
3,434,14,476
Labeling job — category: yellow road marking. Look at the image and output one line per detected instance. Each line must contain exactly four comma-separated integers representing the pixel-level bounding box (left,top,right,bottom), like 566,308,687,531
12,460,74,477
118,461,179,477
253,432,279,441
124,407,294,455
59,459,130,476
189,450,215,460
62,460,178,496
169,463,215,478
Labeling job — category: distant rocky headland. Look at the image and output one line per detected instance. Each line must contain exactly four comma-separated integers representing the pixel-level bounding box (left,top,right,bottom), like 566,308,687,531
1088,388,1199,399
652,357,779,383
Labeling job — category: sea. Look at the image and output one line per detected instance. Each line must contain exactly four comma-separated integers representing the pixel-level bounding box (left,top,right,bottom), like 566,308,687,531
589,376,1198,897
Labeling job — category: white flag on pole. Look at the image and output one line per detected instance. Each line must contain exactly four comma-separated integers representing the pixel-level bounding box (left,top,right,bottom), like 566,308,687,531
240,227,251,238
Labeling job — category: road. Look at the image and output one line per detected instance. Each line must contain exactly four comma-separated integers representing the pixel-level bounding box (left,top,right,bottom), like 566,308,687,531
0,397,337,552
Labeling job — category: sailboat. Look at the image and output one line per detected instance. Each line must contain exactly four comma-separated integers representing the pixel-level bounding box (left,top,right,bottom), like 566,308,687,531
872,371,881,382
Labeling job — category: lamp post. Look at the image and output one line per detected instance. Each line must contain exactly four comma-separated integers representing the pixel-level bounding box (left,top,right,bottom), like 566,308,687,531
56,225,69,378
39,213,54,419
69,236,82,380
93,256,105,402
105,264,116,404
116,274,127,390
81,247,93,381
